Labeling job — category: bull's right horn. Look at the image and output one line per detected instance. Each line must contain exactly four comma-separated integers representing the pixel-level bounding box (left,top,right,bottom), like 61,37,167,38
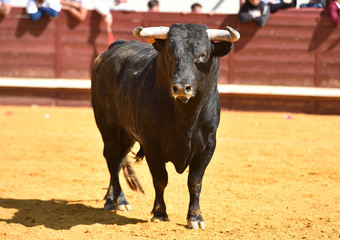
133,26,169,39
206,26,240,42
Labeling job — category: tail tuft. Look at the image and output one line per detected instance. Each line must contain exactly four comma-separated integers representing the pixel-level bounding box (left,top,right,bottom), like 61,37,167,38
134,145,144,163
121,157,145,194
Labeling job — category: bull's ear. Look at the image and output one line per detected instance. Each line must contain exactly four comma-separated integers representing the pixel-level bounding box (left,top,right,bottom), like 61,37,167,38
152,39,165,52
212,41,233,57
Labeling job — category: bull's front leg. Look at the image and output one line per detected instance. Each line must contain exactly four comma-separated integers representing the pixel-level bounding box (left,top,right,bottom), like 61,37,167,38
187,145,214,229
151,172,169,222
187,168,206,229
146,157,169,222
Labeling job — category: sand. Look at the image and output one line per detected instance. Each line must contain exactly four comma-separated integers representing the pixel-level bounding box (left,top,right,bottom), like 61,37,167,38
0,106,339,239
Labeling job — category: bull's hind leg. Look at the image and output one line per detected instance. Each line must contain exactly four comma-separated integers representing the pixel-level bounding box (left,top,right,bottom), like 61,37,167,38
103,169,131,211
102,130,135,211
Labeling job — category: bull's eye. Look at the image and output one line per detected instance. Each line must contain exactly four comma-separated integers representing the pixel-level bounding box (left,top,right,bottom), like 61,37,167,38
195,53,207,63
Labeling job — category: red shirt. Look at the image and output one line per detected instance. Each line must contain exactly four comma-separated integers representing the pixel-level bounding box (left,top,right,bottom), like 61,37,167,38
326,0,340,26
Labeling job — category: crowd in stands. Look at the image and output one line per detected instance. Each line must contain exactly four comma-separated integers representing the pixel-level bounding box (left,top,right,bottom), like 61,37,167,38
239,0,340,27
0,0,339,28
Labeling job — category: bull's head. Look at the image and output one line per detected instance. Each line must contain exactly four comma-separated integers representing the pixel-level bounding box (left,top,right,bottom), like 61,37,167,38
133,24,240,104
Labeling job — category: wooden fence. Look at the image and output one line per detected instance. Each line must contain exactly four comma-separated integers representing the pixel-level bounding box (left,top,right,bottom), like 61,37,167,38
0,8,340,113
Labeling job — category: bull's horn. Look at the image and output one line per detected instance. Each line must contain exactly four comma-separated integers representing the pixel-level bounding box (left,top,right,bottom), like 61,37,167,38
133,26,169,39
206,26,240,42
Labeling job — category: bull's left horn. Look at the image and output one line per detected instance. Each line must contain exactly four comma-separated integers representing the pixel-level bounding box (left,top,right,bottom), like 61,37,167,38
206,26,240,42
133,26,169,39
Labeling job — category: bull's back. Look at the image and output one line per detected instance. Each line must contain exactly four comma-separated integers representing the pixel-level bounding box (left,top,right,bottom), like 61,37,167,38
92,40,156,86
91,40,157,131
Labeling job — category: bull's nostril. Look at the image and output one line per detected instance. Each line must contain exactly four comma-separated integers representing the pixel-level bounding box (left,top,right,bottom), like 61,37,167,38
172,85,178,94
185,86,192,94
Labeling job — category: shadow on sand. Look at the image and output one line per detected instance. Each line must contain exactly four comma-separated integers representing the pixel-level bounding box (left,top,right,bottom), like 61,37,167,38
0,198,147,230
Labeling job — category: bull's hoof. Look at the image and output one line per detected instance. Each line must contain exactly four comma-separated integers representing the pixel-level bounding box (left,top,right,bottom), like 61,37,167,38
151,216,170,222
151,212,170,222
104,199,114,210
115,203,132,212
187,217,206,229
104,198,132,211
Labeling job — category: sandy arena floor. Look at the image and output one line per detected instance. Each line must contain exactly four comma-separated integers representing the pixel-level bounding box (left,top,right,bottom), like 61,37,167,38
0,106,339,239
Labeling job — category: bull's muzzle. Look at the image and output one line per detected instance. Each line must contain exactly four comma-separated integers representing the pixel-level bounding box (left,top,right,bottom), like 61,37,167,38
171,83,193,103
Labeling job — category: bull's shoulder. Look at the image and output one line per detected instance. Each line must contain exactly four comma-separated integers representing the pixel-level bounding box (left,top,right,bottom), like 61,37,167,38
93,40,151,72
108,40,153,53
108,39,126,50
109,40,158,70
113,40,155,57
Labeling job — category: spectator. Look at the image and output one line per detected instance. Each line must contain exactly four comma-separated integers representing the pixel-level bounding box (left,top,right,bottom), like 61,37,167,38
191,3,202,13
61,0,91,21
263,0,296,12
95,0,135,45
148,0,159,12
112,0,136,11
94,1,113,33
325,0,340,26
26,0,62,22
188,2,215,15
0,0,11,16
239,0,270,27
95,0,135,33
300,0,325,8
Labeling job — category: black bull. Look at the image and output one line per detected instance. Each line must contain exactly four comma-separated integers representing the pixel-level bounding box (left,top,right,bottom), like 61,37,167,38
91,23,239,229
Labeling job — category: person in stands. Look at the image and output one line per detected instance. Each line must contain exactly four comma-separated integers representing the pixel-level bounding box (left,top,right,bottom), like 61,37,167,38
148,0,159,12
112,0,135,11
26,0,61,21
325,0,340,26
0,0,11,16
94,0,113,34
61,0,91,21
300,0,325,8
95,0,135,33
263,0,296,13
239,0,270,27
191,3,203,13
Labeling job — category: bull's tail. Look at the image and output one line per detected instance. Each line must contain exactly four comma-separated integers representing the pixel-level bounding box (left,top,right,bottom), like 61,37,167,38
121,157,145,194
134,145,144,163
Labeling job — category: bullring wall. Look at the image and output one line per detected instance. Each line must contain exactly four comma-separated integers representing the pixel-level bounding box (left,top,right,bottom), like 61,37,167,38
0,8,340,114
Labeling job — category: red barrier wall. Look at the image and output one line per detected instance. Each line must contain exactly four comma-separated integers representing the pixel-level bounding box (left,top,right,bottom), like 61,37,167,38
1,8,339,87
0,8,340,113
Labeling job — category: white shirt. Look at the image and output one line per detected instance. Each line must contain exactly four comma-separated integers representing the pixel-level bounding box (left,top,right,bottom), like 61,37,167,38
26,0,62,14
336,1,340,10
66,0,92,9
112,2,136,11
95,0,136,15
